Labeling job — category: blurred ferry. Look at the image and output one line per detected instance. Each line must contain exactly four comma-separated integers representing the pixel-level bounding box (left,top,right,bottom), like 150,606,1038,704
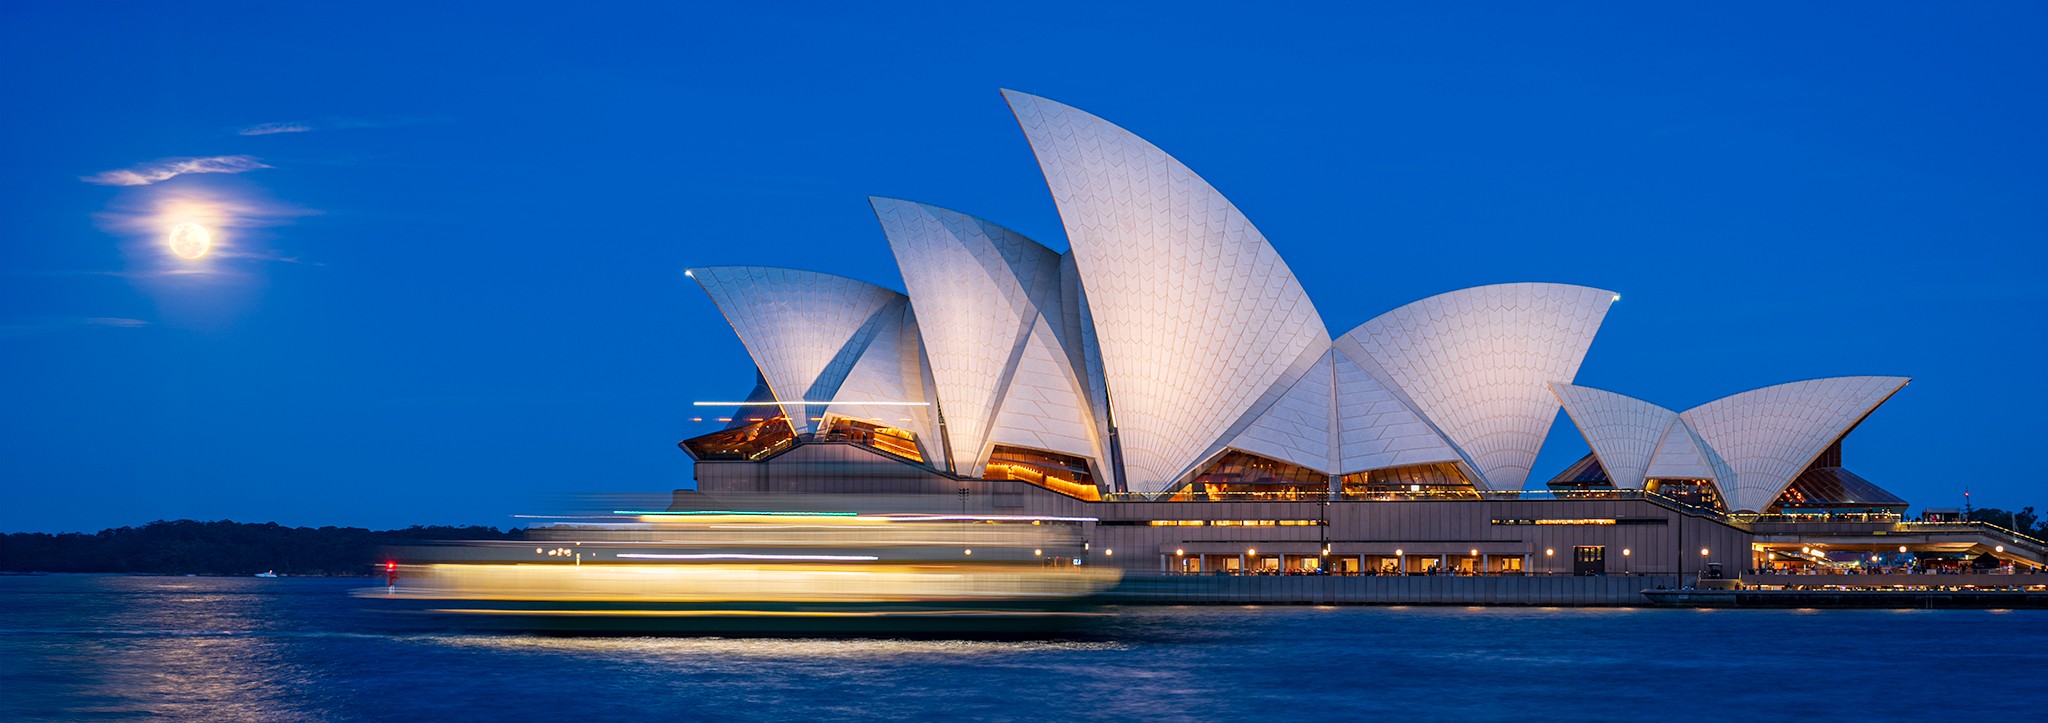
357,509,1119,634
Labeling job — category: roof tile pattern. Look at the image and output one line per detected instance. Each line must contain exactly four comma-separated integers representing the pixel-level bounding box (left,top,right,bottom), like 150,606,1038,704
1550,383,1679,489
873,198,1095,476
1332,348,1463,474
1643,420,1725,482
1222,348,1336,474
689,266,906,436
1337,283,1615,490
1005,90,1330,492
1680,376,1909,512
825,303,942,460
986,317,1107,468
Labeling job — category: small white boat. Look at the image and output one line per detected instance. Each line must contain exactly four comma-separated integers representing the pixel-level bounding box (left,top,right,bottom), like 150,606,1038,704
254,570,279,578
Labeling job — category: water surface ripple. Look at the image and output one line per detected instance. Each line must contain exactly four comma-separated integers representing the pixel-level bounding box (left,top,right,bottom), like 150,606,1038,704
3,576,2042,721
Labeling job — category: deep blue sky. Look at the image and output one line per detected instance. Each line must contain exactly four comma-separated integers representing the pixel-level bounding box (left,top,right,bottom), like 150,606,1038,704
3,3,2043,532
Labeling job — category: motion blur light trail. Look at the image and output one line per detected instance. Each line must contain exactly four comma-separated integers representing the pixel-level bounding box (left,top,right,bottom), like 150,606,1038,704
359,500,1119,635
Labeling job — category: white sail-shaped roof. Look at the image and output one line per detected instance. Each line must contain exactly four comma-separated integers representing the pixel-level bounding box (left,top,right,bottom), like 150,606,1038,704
985,317,1106,467
688,266,907,436
1550,383,1679,489
1680,376,1909,512
1005,89,1330,492
824,302,943,465
1643,420,1727,483
1336,283,1615,490
872,198,1097,476
1332,347,1463,474
1219,348,1337,474
1057,253,1117,486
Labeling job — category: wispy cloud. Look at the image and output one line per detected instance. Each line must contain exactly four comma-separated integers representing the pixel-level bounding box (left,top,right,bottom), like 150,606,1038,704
82,156,271,187
0,317,150,339
83,317,148,328
235,115,448,136
238,121,314,136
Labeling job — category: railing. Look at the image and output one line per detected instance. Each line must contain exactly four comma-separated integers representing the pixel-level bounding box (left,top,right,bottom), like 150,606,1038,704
1639,491,1735,522
1160,569,1660,578
1731,512,1903,524
1894,521,2048,550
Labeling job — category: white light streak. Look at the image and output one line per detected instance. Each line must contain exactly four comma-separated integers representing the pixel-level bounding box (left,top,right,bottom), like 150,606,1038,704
614,553,880,562
693,401,929,406
881,515,1100,523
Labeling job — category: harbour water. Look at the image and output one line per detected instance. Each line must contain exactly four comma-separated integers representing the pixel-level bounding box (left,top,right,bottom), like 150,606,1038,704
3,575,2043,721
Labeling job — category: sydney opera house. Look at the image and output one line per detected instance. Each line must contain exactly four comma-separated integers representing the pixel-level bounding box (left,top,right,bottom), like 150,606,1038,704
676,91,2041,601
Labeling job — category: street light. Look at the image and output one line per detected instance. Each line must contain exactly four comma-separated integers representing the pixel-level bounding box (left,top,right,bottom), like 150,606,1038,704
1623,548,1631,574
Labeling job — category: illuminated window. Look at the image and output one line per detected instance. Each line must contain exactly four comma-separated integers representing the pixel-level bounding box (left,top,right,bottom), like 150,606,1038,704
1491,518,1618,526
1646,478,1727,512
1339,462,1474,498
679,417,796,461
818,417,923,463
1190,451,1330,500
982,445,1100,501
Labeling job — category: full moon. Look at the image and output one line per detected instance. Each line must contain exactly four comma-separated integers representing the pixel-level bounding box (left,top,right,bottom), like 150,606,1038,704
167,222,212,260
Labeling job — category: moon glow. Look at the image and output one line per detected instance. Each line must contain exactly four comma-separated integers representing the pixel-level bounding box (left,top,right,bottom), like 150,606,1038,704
167,222,212,260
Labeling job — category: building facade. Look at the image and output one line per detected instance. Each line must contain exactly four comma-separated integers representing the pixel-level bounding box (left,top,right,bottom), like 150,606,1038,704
676,91,2043,598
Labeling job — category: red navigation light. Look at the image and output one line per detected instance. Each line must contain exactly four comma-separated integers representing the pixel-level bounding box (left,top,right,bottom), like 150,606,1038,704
385,560,397,572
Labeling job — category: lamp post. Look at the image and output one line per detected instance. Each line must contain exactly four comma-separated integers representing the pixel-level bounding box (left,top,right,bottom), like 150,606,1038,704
1623,548,1631,575
1545,548,1554,575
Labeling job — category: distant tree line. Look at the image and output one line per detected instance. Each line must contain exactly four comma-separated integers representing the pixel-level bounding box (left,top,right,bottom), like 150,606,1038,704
0,520,526,576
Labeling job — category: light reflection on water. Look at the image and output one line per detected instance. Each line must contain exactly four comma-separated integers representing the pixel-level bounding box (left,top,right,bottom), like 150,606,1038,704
438,634,1129,659
4,576,2047,721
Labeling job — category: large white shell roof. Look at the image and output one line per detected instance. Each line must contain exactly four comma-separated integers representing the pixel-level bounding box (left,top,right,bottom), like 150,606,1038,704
1338,283,1615,491
1550,383,1681,489
685,92,1907,503
1554,377,1910,511
1006,89,1331,492
688,266,908,436
872,198,1101,477
1680,376,1909,512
